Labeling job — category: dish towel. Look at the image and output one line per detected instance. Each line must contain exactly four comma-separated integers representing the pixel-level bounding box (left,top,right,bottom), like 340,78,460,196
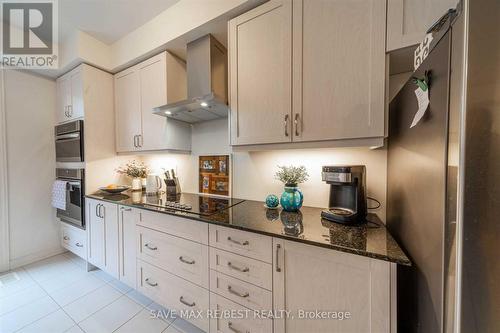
52,180,67,210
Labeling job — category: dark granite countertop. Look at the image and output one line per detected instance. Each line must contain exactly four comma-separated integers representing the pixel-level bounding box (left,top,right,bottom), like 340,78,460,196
87,191,410,266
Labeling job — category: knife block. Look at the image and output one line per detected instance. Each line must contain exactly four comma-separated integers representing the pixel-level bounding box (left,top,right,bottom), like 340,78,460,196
164,179,181,196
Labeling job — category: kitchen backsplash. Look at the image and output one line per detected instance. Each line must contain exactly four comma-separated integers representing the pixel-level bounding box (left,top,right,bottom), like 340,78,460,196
140,119,388,221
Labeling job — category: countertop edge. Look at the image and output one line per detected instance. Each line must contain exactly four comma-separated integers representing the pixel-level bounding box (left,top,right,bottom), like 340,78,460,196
86,193,412,266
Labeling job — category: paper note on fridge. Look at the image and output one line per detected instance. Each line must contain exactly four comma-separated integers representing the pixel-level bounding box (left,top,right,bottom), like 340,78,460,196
410,87,430,128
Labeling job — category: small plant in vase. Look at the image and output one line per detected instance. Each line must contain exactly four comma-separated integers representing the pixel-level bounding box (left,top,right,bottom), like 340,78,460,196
275,165,309,212
117,160,149,191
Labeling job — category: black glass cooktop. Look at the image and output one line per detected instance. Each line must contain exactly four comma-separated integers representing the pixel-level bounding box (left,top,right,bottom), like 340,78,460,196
94,191,245,217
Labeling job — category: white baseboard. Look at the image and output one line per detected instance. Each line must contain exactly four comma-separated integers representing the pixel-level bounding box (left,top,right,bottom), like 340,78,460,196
9,246,66,270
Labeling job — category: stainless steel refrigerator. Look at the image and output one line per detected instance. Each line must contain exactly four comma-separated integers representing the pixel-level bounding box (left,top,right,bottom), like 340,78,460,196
387,0,500,331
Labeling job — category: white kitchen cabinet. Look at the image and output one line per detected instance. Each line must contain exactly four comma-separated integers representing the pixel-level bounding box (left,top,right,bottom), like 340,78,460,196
86,198,119,278
118,205,140,289
387,0,458,51
56,66,85,123
114,51,191,153
292,0,386,142
137,259,210,332
115,68,142,152
61,223,86,260
273,239,391,333
229,0,292,145
229,0,386,147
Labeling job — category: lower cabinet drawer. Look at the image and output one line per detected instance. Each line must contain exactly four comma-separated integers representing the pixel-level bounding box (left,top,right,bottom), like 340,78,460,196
138,210,208,245
210,270,272,311
209,225,272,263
210,292,273,333
137,226,209,288
137,260,209,332
61,223,86,259
210,248,273,291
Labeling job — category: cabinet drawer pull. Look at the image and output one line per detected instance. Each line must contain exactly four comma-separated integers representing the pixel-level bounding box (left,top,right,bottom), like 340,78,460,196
275,244,282,272
284,114,289,137
179,296,195,307
227,262,249,273
63,236,70,241
294,113,300,136
75,242,83,247
227,236,249,246
144,243,158,251
228,322,248,333
121,207,132,212
98,204,105,218
179,256,195,265
145,278,158,287
227,285,249,298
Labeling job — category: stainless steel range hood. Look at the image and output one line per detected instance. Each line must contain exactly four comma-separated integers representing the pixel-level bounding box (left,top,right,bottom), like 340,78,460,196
153,34,228,123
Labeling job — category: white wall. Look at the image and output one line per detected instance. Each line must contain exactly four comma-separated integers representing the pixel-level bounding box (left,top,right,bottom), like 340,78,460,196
142,119,388,221
3,70,63,268
57,0,252,73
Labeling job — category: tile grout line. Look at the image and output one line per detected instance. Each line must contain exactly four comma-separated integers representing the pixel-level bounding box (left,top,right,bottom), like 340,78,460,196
0,278,47,317
12,267,69,333
13,256,109,333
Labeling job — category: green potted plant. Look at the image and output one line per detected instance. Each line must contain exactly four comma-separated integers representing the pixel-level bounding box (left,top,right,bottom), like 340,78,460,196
275,165,309,212
117,160,149,191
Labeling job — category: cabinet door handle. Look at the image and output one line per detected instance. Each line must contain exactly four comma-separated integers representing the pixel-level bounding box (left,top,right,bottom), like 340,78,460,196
179,256,195,265
227,262,249,273
95,204,100,218
227,285,249,298
228,322,248,333
138,134,142,147
179,296,196,307
294,113,300,136
284,114,289,137
275,244,282,272
64,106,68,117
144,243,157,251
63,236,70,241
133,135,137,148
99,204,105,218
68,105,73,117
227,236,249,246
145,278,158,287
75,242,83,247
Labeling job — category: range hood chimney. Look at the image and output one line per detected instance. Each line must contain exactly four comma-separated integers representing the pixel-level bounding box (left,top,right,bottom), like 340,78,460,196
153,34,228,123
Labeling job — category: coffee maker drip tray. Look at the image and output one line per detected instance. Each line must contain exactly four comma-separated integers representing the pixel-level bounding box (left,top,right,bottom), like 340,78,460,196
321,207,358,224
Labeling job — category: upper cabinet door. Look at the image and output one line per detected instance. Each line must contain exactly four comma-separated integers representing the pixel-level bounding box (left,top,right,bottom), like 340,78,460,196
139,53,171,152
69,67,84,119
56,77,69,124
55,66,85,124
229,0,292,145
115,69,142,152
293,0,386,142
387,0,458,51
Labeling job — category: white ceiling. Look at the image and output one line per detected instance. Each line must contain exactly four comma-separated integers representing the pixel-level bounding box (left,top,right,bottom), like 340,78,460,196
59,0,181,44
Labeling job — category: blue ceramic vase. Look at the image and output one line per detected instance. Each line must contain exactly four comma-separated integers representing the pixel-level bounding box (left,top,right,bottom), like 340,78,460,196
280,185,303,212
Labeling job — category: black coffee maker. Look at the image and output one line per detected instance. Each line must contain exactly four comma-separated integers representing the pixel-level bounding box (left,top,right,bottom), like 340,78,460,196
321,165,367,224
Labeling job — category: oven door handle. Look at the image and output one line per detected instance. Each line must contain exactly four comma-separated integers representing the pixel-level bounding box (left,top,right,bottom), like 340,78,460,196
56,133,80,140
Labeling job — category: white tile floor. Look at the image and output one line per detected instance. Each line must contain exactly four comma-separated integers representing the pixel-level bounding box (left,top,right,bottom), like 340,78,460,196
0,252,205,333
